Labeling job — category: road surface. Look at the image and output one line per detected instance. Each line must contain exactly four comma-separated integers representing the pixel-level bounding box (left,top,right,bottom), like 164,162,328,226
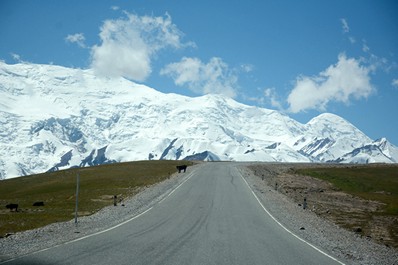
4,163,343,265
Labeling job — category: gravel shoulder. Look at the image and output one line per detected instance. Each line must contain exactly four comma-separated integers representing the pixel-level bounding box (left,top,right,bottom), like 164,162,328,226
0,164,202,262
1,162,397,265
239,162,398,265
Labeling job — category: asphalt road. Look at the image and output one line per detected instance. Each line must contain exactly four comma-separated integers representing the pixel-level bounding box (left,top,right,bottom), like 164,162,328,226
5,163,343,265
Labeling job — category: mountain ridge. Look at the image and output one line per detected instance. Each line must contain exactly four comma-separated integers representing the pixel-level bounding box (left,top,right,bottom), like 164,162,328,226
1,62,397,179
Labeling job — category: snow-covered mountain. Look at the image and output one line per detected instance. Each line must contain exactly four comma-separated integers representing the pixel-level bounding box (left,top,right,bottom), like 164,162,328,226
1,62,397,179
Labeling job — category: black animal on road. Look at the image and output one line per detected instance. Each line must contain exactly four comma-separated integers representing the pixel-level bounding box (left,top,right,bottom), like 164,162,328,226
176,165,187,173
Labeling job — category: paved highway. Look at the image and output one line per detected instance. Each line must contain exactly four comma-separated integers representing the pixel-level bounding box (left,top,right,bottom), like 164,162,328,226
5,163,343,265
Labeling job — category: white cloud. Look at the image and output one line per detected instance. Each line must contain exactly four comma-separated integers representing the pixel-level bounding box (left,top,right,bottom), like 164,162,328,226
340,18,357,45
362,43,370,52
264,87,283,109
240,64,254,73
65,33,86,48
287,54,375,113
10,52,30,63
340,18,350,33
362,40,370,52
243,87,283,110
90,13,192,81
392,79,398,88
160,57,238,98
245,96,264,105
10,53,22,62
110,6,120,11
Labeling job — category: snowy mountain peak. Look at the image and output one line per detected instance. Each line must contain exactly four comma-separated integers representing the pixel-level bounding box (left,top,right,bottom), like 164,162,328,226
307,112,370,143
373,138,398,162
1,62,397,179
308,112,359,134
309,112,348,123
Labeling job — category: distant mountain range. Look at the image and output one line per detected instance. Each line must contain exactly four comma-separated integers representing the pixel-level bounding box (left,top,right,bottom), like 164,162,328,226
1,62,397,179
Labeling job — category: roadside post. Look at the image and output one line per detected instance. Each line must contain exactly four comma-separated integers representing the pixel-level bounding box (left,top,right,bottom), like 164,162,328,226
75,172,80,225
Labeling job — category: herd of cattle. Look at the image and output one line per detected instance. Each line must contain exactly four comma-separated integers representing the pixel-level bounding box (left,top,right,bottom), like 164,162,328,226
4,201,44,212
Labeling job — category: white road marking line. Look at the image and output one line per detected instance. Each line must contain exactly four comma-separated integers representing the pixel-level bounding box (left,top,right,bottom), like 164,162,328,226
0,169,197,264
0,206,154,264
69,206,154,243
240,175,346,265
159,171,195,204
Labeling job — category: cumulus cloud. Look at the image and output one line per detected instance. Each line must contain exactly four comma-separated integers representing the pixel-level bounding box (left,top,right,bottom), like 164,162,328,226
287,54,375,113
90,13,191,81
160,57,238,98
65,33,86,48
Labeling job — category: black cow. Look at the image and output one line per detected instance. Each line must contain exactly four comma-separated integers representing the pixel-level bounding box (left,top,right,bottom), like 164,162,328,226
33,201,44,206
6,203,18,212
176,165,187,173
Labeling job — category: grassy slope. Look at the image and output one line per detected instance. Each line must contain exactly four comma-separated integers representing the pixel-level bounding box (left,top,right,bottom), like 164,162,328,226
295,164,398,247
295,165,398,215
0,160,191,237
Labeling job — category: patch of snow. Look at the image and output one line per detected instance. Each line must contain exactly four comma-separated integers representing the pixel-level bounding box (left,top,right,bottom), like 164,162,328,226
0,61,397,179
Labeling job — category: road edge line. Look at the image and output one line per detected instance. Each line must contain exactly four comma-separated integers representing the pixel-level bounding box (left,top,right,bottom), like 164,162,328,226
159,170,195,204
240,175,346,265
0,169,197,264
0,206,155,265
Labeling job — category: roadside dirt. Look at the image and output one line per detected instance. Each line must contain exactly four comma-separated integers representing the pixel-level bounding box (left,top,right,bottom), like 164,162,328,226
246,163,398,250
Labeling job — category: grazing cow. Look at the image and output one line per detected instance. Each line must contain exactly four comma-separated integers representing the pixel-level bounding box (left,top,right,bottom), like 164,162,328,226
6,203,18,212
33,201,44,206
176,165,187,173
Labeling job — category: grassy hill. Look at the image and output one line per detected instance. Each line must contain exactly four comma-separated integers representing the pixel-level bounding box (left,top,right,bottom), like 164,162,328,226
0,160,191,237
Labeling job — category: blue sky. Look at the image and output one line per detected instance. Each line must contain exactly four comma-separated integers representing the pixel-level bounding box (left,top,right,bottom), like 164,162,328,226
1,0,398,145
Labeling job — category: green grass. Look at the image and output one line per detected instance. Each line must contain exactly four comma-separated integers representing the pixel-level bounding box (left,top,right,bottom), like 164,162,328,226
295,164,398,248
295,165,398,215
0,160,192,236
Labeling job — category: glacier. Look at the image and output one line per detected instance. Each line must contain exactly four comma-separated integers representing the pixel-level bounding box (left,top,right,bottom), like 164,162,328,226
1,61,397,179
